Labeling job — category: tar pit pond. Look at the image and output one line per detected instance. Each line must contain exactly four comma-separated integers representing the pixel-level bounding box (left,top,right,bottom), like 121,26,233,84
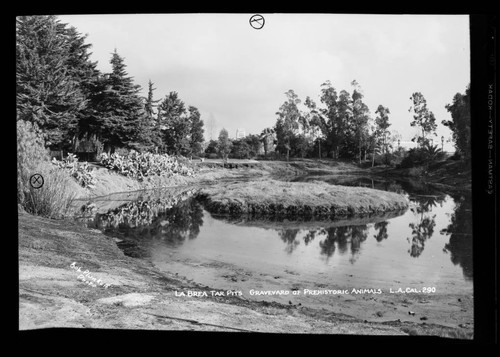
75,175,473,328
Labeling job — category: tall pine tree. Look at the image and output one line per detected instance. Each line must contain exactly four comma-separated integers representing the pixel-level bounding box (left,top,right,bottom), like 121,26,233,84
158,91,190,155
16,15,88,149
128,80,162,152
188,106,204,156
60,23,102,149
144,80,160,119
88,50,144,151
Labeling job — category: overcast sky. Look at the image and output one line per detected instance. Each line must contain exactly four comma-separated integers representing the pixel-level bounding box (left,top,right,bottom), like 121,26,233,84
57,14,470,149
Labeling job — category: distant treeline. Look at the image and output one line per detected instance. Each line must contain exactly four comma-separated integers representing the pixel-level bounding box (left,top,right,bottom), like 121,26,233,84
261,81,470,164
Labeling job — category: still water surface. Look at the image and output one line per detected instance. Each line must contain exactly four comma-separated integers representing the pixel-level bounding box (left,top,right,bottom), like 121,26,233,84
83,175,473,297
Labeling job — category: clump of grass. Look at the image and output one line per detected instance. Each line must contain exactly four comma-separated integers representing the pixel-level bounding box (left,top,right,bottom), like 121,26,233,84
23,163,80,218
17,120,50,205
17,120,80,218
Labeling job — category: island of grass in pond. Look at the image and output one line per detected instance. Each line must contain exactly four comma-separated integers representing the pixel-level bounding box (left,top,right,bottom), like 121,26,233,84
196,179,409,218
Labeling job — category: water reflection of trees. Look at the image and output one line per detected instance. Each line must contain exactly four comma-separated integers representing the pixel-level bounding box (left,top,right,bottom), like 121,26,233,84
406,196,439,257
373,221,389,242
318,225,369,263
277,224,371,263
92,198,204,247
406,195,444,257
440,193,473,280
157,199,204,246
303,230,317,245
278,229,300,254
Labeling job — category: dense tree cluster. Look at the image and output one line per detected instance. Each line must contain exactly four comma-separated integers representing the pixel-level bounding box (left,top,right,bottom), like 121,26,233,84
16,15,204,156
272,81,395,163
443,85,471,161
203,130,261,160
271,81,470,166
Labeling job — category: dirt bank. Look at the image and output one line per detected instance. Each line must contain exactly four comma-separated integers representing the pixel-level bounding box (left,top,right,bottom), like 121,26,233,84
259,159,365,177
18,210,472,338
74,158,470,202
369,160,472,193
196,179,409,218
75,163,268,201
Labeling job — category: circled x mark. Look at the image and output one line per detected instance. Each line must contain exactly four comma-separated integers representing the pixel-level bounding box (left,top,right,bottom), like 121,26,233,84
30,173,44,189
249,14,265,30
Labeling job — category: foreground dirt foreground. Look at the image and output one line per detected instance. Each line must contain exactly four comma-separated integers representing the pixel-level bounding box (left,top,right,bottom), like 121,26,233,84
18,209,472,339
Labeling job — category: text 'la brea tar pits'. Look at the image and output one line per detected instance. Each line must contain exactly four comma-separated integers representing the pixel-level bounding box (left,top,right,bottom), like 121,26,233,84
70,262,112,289
174,287,437,297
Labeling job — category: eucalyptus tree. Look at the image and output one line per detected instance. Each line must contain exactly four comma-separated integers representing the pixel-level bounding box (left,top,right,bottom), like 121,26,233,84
409,92,438,148
275,89,301,161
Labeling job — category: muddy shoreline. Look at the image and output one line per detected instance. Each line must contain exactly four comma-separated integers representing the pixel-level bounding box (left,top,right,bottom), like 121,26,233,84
19,159,473,338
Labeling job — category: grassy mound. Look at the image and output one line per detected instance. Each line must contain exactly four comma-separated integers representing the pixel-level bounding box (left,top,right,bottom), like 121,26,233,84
197,179,409,218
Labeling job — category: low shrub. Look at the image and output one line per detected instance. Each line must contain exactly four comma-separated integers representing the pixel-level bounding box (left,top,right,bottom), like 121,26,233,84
399,144,446,169
17,120,50,204
399,148,427,169
52,153,96,189
23,163,80,218
17,120,78,218
99,150,195,181
373,152,402,167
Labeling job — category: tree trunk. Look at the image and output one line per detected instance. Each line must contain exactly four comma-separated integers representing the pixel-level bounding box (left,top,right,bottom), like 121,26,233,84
318,141,321,159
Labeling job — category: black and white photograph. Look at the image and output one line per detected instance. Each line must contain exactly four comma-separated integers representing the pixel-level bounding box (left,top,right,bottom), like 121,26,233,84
17,13,488,339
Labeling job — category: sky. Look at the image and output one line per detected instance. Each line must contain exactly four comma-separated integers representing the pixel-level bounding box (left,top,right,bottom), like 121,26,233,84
57,14,470,150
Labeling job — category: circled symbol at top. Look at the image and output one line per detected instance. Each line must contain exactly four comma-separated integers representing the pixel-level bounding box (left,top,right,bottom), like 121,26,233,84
249,14,265,30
